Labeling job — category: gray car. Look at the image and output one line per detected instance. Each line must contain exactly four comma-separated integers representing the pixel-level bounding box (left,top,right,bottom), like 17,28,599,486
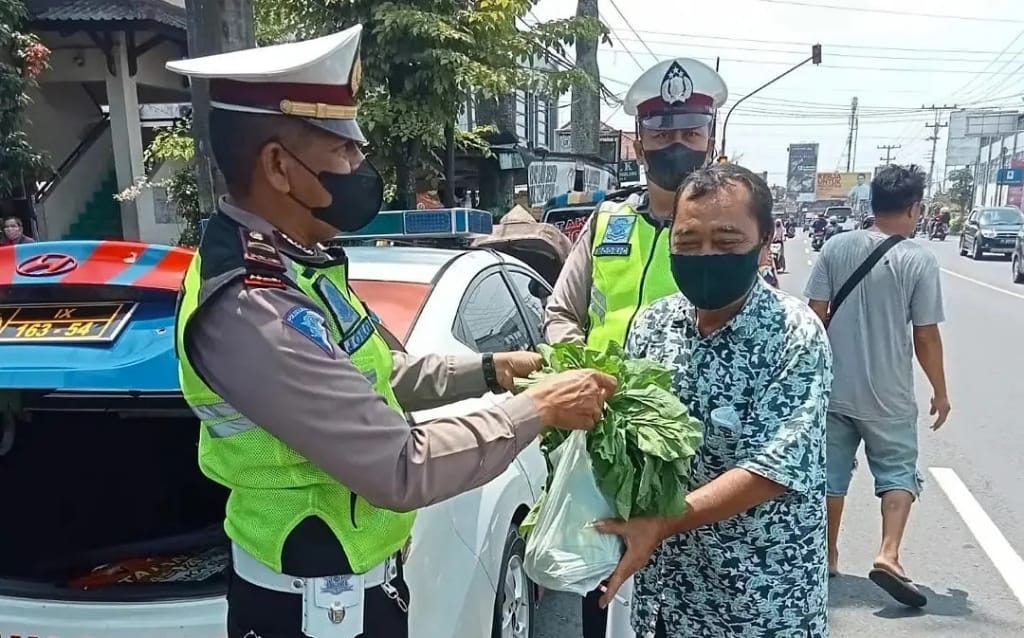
959,206,1024,260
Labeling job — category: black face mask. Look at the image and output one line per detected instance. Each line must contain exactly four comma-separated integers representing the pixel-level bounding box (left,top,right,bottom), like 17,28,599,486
644,143,708,191
283,146,384,233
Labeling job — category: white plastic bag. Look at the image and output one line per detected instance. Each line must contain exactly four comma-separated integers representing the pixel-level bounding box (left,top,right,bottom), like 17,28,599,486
523,430,623,595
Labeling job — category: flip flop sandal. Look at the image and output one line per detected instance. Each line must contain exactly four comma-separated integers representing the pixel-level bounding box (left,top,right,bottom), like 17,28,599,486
869,567,927,608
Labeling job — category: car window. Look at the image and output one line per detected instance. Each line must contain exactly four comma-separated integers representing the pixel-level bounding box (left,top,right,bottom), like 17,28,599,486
505,269,551,340
981,208,1024,225
455,271,533,353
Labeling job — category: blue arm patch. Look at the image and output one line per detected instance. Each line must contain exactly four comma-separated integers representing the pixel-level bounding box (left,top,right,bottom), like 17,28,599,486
284,306,335,357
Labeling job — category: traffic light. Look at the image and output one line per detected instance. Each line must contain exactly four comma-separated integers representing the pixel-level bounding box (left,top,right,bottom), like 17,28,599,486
717,156,729,164
812,43,822,65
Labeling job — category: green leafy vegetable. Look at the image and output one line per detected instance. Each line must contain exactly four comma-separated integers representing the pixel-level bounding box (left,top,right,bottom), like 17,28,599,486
515,342,703,520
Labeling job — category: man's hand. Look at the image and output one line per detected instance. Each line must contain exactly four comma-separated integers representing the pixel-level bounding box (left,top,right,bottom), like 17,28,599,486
594,517,669,608
493,351,543,392
930,395,951,430
523,369,617,430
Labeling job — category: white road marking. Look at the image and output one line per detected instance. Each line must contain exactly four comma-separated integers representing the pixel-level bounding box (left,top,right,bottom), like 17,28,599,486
939,268,1024,301
930,467,1024,607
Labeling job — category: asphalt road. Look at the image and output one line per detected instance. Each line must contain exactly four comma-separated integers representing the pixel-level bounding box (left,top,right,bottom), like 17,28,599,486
535,231,1024,638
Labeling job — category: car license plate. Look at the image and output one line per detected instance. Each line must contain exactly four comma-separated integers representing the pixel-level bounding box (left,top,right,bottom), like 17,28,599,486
0,301,136,344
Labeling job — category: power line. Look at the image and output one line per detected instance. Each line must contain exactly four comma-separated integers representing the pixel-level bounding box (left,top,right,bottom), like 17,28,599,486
600,28,1024,56
601,48,1024,75
756,0,1024,23
608,35,1021,64
878,144,901,163
953,28,1024,101
603,0,659,60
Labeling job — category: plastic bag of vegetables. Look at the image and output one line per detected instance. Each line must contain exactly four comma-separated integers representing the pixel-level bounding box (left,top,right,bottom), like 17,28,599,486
518,341,704,521
522,430,622,595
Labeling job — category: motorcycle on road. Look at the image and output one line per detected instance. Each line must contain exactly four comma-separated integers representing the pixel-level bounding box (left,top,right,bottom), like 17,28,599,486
770,241,785,272
811,231,825,252
929,221,948,241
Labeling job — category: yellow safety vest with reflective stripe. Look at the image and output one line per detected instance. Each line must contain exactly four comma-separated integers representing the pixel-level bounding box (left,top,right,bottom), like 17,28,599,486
174,228,415,575
585,202,677,351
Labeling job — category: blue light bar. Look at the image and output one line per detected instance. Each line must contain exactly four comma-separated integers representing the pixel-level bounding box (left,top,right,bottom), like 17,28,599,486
338,208,494,239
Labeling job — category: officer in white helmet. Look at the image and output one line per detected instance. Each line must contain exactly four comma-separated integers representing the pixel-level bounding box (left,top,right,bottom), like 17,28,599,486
541,58,727,638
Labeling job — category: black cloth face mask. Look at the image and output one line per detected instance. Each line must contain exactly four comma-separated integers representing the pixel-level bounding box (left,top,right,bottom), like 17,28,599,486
643,143,708,192
282,146,384,233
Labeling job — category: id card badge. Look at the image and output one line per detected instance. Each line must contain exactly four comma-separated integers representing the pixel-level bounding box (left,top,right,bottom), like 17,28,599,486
301,574,365,638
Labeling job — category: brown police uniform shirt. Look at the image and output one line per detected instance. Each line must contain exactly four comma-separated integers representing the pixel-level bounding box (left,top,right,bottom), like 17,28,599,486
186,201,543,513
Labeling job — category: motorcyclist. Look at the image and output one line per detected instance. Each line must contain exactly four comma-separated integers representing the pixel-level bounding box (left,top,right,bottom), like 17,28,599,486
825,216,841,239
811,212,828,235
771,218,787,272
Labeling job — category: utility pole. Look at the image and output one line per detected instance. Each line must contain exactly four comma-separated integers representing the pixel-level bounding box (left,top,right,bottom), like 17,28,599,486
845,97,858,172
922,104,955,198
185,0,255,214
878,143,900,164
570,0,600,170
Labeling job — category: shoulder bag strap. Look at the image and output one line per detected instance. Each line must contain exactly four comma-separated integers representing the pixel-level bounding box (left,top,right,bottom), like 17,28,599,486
827,234,905,326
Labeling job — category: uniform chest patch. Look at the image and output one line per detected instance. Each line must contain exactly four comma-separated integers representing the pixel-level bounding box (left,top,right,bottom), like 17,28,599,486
284,306,334,357
316,276,361,335
595,215,635,256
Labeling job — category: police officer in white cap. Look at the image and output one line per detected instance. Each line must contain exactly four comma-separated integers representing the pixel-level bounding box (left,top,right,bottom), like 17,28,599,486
542,57,727,638
166,24,616,638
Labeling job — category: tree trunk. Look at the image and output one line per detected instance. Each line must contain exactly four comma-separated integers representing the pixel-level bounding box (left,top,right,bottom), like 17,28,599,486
395,139,419,210
185,0,255,214
571,0,600,158
476,93,516,216
442,121,456,207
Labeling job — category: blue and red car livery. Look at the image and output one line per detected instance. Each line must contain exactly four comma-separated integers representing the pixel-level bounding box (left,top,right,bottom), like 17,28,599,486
0,241,195,393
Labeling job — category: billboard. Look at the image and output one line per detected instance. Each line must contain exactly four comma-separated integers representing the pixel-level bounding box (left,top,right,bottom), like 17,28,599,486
815,171,871,200
946,110,982,167
527,159,617,207
786,143,819,202
1009,159,1024,209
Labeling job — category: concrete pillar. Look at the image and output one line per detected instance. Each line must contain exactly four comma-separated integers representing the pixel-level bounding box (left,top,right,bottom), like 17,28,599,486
105,32,149,240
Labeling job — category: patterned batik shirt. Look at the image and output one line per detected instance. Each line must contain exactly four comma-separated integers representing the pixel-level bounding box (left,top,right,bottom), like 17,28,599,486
626,281,833,638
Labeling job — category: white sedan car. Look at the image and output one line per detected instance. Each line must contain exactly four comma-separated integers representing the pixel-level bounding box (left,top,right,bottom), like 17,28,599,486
0,236,550,638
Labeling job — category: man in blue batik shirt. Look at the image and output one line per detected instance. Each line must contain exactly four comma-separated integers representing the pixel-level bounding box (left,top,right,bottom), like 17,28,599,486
597,164,833,638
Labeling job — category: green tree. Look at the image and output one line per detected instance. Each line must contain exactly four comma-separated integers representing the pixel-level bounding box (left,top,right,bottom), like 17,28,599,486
255,0,605,209
116,118,201,247
0,0,50,198
947,167,974,213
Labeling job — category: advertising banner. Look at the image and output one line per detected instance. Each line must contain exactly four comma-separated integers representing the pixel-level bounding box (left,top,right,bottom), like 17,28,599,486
786,143,819,203
527,160,617,207
1009,159,1024,209
815,171,871,200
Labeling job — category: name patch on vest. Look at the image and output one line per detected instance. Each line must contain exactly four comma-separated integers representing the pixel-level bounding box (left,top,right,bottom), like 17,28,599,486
343,317,376,354
595,215,635,256
284,306,335,357
315,276,361,335
594,244,631,256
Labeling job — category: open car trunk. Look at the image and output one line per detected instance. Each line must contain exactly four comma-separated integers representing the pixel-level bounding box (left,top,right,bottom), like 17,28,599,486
0,395,229,601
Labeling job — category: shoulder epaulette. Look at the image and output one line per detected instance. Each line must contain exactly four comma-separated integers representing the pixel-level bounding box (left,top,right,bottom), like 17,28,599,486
603,184,646,203
238,227,289,289
240,227,286,272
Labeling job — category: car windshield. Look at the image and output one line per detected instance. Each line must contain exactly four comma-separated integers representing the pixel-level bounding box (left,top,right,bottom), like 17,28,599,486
348,280,432,343
980,208,1023,225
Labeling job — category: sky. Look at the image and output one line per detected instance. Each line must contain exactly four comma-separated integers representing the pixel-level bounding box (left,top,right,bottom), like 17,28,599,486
529,0,1024,187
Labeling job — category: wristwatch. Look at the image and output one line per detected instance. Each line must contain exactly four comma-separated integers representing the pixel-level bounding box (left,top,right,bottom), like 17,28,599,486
482,353,504,393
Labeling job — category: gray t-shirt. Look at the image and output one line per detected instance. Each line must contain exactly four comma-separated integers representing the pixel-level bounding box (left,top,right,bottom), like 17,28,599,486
804,230,944,420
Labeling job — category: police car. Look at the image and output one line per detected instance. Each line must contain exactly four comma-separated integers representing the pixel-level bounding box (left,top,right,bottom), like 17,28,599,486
0,209,549,638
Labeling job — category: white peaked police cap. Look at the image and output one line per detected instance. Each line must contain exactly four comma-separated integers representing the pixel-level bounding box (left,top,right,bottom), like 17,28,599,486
166,24,367,144
623,58,728,131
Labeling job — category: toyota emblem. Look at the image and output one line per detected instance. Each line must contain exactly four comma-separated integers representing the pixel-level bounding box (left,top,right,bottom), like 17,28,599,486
16,253,79,277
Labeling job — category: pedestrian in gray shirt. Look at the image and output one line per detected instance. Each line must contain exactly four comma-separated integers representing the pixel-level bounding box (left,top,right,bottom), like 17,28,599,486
805,164,951,608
